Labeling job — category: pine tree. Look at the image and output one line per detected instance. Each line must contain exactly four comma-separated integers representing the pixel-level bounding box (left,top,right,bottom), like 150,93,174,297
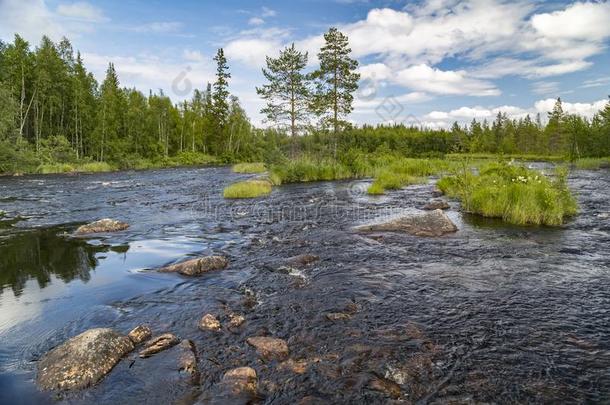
309,28,360,139
256,43,310,138
545,97,565,154
98,63,124,161
212,49,231,129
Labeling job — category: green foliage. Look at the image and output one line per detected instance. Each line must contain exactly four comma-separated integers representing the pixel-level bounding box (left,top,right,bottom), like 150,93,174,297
223,180,272,199
438,162,578,226
574,157,610,170
233,163,266,173
270,157,353,183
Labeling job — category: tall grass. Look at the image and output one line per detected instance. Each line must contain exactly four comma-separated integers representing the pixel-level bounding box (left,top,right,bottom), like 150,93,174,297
270,157,355,184
37,163,75,174
232,162,266,173
223,180,272,199
366,158,454,195
574,157,610,170
438,162,577,226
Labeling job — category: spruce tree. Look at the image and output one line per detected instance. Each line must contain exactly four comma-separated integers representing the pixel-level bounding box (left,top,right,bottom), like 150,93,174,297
212,49,230,129
256,43,309,138
309,28,360,138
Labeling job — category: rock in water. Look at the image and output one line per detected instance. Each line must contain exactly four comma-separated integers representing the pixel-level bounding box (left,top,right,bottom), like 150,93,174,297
37,328,134,391
128,325,152,345
75,219,129,235
139,333,180,358
246,337,289,360
423,199,450,211
286,254,320,267
177,340,199,381
159,256,229,276
355,209,457,237
221,367,258,396
228,313,245,328
199,314,221,331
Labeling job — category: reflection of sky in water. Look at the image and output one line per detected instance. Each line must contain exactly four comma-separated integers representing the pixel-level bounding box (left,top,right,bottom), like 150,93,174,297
0,236,211,338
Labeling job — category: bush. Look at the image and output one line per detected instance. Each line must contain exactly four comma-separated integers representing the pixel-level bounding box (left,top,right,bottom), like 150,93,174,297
223,180,272,199
233,162,266,173
438,162,578,226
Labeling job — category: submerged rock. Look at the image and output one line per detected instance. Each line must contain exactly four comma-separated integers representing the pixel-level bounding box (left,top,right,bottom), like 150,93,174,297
37,328,134,391
75,219,129,235
159,256,229,276
287,254,320,267
326,312,352,321
128,325,152,345
199,314,221,331
228,313,245,328
246,336,289,361
139,333,180,358
431,188,444,198
221,367,258,396
177,340,199,381
355,209,457,237
423,199,450,211
367,374,401,398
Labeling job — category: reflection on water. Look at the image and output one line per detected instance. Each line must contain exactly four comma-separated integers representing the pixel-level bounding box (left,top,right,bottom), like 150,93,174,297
0,227,121,297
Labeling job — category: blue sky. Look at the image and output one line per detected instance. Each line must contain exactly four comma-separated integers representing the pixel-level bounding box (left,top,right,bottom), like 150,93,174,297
1,0,609,127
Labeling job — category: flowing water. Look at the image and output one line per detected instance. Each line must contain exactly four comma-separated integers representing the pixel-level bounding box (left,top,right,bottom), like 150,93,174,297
0,166,608,404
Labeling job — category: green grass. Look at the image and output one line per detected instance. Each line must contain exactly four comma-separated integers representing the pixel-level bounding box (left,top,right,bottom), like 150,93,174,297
446,153,566,162
223,180,273,199
574,157,610,170
270,157,355,184
437,162,578,226
367,171,425,195
76,162,115,172
232,162,266,174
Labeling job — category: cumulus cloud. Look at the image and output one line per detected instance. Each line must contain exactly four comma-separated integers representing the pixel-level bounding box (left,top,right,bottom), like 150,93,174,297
56,1,105,22
531,1,610,41
419,98,607,129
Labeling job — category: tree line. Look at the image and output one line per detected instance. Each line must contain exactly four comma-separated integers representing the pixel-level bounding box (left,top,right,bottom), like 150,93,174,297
0,28,608,173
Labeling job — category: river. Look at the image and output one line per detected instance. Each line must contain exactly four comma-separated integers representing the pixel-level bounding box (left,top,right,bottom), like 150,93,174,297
0,166,608,404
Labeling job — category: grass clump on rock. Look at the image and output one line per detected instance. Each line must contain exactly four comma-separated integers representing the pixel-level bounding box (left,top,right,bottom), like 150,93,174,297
223,180,272,199
437,162,578,226
232,162,267,174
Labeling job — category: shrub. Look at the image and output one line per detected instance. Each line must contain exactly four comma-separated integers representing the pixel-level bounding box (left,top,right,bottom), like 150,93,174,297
223,180,272,199
233,162,266,173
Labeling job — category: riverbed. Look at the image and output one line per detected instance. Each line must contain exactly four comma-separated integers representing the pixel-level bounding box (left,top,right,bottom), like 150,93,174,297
0,166,609,404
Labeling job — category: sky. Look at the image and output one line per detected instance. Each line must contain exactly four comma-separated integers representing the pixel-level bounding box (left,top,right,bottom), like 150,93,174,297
1,0,609,128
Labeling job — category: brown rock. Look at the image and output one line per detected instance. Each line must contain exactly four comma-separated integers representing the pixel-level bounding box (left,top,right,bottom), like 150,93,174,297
199,314,221,331
431,188,444,197
326,312,352,321
228,313,245,328
127,325,152,345
139,333,180,358
159,256,229,276
287,254,320,267
423,199,450,210
246,336,289,360
177,340,199,381
222,367,257,396
279,359,309,374
75,219,129,235
367,374,401,398
37,328,134,391
355,209,457,237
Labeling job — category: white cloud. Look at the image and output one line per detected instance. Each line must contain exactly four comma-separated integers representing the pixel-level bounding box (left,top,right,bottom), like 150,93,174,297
183,49,205,62
0,0,66,42
248,17,265,26
82,52,215,100
581,76,610,88
131,22,183,33
531,81,560,96
419,98,607,129
531,1,610,41
395,64,500,96
261,7,277,18
56,2,105,22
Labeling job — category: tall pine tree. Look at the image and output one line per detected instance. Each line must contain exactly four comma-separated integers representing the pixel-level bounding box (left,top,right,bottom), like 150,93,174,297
256,43,310,138
309,28,360,137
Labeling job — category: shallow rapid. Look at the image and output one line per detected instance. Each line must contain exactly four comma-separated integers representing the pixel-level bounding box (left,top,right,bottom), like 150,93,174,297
0,166,608,404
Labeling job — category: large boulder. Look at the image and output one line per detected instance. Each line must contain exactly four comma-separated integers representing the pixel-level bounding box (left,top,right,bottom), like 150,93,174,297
355,209,457,237
159,256,229,276
75,219,129,235
246,336,289,361
37,328,134,391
